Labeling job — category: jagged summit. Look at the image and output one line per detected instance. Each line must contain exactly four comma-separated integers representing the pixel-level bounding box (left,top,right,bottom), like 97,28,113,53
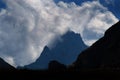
24,31,87,70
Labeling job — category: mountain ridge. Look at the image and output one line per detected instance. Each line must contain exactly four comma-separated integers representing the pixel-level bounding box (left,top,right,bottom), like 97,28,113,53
71,21,120,70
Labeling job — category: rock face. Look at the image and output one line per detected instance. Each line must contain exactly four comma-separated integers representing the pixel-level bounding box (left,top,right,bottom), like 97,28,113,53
72,21,120,70
0,58,15,70
24,31,87,69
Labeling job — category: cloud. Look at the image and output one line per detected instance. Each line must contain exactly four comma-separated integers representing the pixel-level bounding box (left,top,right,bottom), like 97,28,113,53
0,0,118,67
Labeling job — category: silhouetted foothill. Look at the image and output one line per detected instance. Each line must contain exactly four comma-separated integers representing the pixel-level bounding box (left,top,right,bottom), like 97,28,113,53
0,58,15,70
72,21,120,70
48,60,67,71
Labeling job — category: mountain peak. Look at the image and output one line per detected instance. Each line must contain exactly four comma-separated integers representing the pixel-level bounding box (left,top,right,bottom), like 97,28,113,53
24,31,87,70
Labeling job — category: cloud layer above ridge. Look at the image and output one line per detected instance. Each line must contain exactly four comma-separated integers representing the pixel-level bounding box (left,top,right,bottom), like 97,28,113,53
0,0,118,67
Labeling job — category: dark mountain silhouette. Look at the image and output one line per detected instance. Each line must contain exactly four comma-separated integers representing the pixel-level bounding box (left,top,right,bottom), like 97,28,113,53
71,21,120,70
24,31,87,69
48,60,67,71
0,58,15,70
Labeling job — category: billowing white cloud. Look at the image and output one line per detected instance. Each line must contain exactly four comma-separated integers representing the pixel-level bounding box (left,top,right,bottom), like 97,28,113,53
0,0,118,67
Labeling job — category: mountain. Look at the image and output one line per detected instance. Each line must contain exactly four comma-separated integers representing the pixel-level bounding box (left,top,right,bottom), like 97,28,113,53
48,60,66,71
24,31,87,69
71,21,120,70
0,58,15,70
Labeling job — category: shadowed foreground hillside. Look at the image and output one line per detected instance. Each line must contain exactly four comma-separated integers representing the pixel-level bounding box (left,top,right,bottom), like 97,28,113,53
0,58,15,70
72,21,120,70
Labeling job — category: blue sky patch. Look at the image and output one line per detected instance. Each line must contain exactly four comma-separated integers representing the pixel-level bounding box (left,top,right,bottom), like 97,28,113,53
0,0,6,10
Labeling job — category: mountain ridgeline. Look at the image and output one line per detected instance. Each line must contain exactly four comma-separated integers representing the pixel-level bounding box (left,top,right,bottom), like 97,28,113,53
71,21,120,70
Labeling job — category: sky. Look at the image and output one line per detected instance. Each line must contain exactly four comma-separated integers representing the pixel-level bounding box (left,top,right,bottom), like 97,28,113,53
54,0,120,19
0,0,119,67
